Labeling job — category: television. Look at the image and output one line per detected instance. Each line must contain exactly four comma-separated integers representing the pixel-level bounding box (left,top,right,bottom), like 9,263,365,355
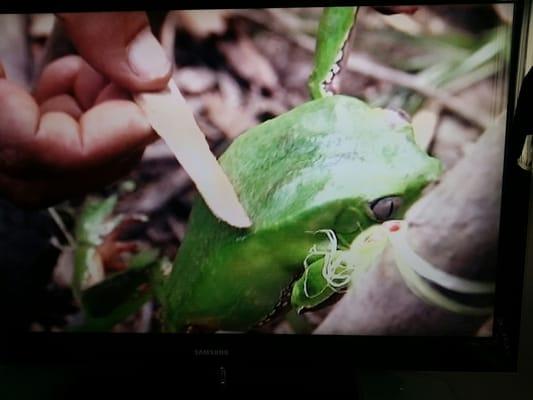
0,0,531,394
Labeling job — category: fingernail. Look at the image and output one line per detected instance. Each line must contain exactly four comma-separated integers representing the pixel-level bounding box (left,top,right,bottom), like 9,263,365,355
128,27,171,81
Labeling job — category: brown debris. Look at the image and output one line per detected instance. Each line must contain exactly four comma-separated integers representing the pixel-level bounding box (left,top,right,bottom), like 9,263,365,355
176,10,230,39
29,14,55,38
218,34,279,91
174,66,217,94
203,92,257,139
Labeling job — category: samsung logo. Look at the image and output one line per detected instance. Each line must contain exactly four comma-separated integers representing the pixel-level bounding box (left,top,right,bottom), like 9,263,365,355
194,349,229,356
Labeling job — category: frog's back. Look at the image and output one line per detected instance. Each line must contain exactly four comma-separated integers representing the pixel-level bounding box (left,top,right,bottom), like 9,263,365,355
161,95,440,332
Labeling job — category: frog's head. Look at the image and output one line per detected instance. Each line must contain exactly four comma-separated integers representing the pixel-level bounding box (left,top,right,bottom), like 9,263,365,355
291,97,443,313
315,96,443,236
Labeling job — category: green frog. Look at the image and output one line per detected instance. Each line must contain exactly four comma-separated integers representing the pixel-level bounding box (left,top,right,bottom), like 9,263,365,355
158,7,442,332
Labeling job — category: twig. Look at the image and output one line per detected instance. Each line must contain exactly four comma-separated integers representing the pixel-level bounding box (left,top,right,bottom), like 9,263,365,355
117,139,229,215
48,207,75,247
117,167,193,215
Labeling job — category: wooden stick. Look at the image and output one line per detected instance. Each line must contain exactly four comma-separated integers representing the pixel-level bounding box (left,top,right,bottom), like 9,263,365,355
133,80,252,228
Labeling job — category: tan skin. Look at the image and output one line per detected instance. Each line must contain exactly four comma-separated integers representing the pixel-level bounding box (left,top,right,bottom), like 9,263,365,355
0,8,416,209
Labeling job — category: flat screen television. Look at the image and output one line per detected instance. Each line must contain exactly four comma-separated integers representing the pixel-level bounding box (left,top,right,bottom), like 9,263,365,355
0,0,532,393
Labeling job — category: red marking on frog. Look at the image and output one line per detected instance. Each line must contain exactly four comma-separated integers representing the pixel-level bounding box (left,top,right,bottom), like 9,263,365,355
388,223,401,232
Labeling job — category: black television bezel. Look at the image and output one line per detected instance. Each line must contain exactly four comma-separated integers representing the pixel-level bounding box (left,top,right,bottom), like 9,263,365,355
0,0,531,373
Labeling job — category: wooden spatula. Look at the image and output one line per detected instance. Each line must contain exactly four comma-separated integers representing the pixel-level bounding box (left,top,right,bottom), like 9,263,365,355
134,80,252,228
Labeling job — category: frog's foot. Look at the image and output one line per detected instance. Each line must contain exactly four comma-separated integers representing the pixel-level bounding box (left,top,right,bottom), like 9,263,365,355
294,222,497,317
292,226,391,313
291,230,353,313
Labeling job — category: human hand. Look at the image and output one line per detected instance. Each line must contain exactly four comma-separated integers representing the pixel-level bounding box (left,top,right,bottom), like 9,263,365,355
0,12,172,208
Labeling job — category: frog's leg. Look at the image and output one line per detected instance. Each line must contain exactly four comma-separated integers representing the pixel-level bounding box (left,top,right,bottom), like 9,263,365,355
308,7,358,100
291,258,337,314
291,226,390,314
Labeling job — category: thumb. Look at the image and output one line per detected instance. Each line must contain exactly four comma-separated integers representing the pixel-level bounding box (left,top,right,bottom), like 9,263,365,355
57,12,172,92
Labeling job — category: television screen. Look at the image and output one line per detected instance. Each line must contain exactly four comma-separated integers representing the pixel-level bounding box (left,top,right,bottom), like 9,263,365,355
0,3,523,346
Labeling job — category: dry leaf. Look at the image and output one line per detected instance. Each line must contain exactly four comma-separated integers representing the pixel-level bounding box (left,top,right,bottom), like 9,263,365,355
167,216,187,241
53,247,74,288
159,12,179,59
204,92,257,139
217,71,243,108
411,101,441,152
196,116,223,142
29,14,55,38
142,139,176,161
246,87,288,118
218,35,279,91
380,13,423,35
174,66,217,94
176,10,229,39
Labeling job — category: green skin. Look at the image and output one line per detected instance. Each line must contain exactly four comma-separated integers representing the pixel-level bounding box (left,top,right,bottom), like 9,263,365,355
158,7,442,332
73,7,442,332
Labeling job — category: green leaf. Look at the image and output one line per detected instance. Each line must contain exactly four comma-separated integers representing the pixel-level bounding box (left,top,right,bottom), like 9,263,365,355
74,195,120,245
67,291,152,332
80,251,160,318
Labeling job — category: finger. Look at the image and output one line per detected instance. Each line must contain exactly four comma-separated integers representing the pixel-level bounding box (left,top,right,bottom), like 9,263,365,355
40,94,83,119
33,111,83,171
1,80,154,176
94,83,130,105
34,55,107,109
80,100,157,165
33,55,84,103
57,12,172,92
31,100,155,172
0,80,40,172
73,61,107,110
0,62,5,79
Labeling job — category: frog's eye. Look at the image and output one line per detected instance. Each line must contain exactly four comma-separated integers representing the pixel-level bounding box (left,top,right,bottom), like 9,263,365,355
369,196,403,222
